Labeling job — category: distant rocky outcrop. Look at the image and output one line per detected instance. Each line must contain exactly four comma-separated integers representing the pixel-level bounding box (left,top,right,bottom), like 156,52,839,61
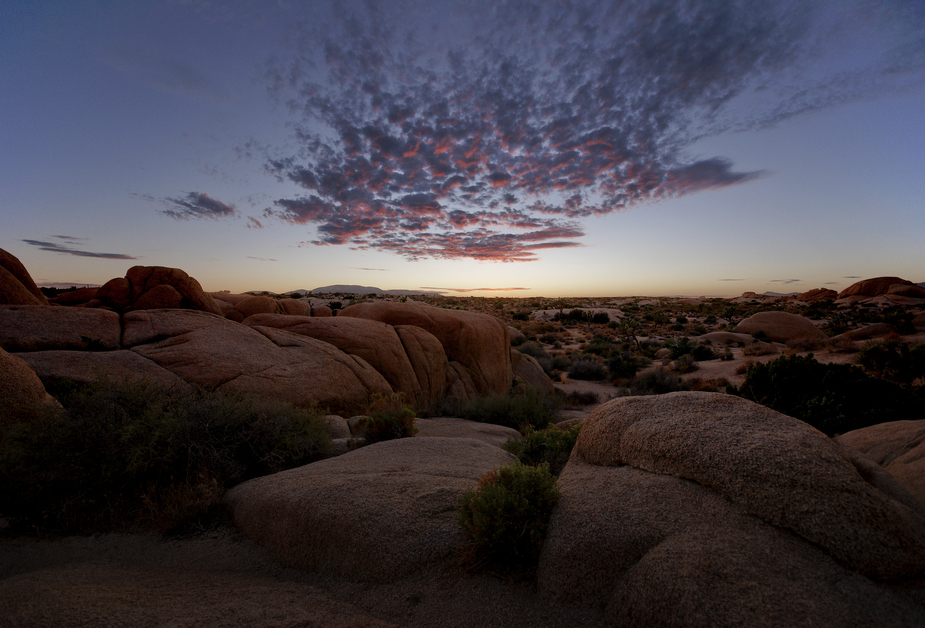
0,249,48,306
225,437,515,582
798,287,838,301
734,311,828,343
536,392,925,627
837,277,924,306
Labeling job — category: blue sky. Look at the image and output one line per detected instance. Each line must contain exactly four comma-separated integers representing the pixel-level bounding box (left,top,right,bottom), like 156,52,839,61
2,0,923,297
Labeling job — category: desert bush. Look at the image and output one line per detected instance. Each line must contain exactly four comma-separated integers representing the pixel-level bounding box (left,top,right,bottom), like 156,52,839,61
458,386,561,431
607,351,647,379
539,332,560,344
785,337,825,352
512,311,529,321
619,369,690,396
517,341,550,361
742,342,778,356
590,312,610,324
457,462,561,566
582,335,619,357
550,355,572,372
733,354,921,436
353,392,417,443
503,423,582,476
0,377,331,535
562,390,599,406
568,358,609,381
674,353,699,373
856,340,925,384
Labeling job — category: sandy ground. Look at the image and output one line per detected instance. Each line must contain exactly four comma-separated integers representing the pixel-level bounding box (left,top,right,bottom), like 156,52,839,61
0,526,608,628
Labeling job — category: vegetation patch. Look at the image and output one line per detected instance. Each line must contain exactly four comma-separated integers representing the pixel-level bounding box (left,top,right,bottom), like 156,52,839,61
0,377,331,535
353,392,417,443
457,386,562,432
457,462,561,569
502,423,582,476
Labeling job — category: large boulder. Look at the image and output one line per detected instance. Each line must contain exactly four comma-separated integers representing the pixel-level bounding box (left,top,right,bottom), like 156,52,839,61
511,349,555,395
537,392,925,627
338,301,512,399
413,417,522,448
92,266,223,315
232,295,282,318
124,309,392,416
0,305,121,352
798,287,837,302
18,350,192,391
242,314,448,411
225,437,515,582
734,311,827,343
837,420,925,509
0,347,59,436
0,249,48,306
838,276,922,299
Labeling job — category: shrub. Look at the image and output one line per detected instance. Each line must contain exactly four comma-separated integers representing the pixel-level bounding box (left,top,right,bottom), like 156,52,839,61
733,353,921,436
562,390,599,407
590,312,610,324
619,369,690,396
0,377,331,535
458,386,561,431
568,358,609,381
539,332,560,344
512,311,529,321
742,342,778,356
856,340,925,384
517,341,550,361
353,392,417,443
502,423,582,476
607,351,646,379
457,462,561,566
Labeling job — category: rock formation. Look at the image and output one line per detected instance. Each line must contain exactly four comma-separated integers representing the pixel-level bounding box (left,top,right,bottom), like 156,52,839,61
89,266,223,315
734,311,828,343
837,420,925,509
798,287,837,301
536,392,925,627
0,347,59,436
224,437,515,582
0,249,48,306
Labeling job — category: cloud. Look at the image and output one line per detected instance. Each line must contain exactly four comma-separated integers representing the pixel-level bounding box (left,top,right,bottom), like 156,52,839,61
719,279,746,282
159,192,238,220
352,267,389,271
103,47,225,99
255,0,924,262
771,279,802,284
246,256,278,262
23,238,138,260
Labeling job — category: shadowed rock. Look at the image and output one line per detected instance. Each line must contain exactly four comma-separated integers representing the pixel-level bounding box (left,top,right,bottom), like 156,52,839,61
0,347,59,437
225,437,514,582
838,420,925,509
734,311,827,343
0,249,48,306
0,305,121,352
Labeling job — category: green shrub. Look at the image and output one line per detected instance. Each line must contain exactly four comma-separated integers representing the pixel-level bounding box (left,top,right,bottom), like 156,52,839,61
458,387,561,431
503,423,582,476
568,358,609,381
733,353,921,436
353,393,417,443
457,462,561,566
856,340,925,384
517,341,550,361
607,351,647,379
619,369,690,396
0,377,331,535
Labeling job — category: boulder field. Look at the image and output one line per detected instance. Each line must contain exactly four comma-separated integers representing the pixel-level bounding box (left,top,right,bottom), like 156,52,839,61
223,391,925,627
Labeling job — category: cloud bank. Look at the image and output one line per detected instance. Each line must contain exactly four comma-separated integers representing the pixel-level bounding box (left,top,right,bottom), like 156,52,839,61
252,0,923,262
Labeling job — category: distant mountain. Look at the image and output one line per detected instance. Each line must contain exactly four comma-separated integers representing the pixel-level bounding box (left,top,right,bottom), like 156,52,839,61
308,284,443,296
763,291,799,297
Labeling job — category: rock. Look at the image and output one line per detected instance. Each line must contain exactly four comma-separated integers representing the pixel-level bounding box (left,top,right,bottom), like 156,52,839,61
48,287,99,306
393,325,451,409
696,331,755,346
734,311,827,343
508,326,526,345
91,266,223,315
837,420,925,509
915,312,925,332
312,305,333,317
0,305,121,352
838,277,920,298
243,314,440,411
537,392,925,626
798,288,838,301
653,347,670,359
0,347,59,436
338,301,512,398
837,323,894,341
233,295,282,318
1,250,48,306
511,349,555,395
224,437,515,582
18,350,192,391
323,415,351,439
279,299,311,316
413,417,522,448
124,309,392,416
570,392,925,580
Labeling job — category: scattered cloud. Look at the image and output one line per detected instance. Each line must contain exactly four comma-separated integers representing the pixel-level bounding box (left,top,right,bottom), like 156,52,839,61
159,192,238,220
246,216,264,229
352,267,389,271
421,286,530,293
771,279,802,284
23,238,138,260
249,0,924,262
718,278,746,282
246,256,278,262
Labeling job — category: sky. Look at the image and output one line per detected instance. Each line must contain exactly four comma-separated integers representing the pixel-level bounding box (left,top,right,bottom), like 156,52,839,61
2,0,923,298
